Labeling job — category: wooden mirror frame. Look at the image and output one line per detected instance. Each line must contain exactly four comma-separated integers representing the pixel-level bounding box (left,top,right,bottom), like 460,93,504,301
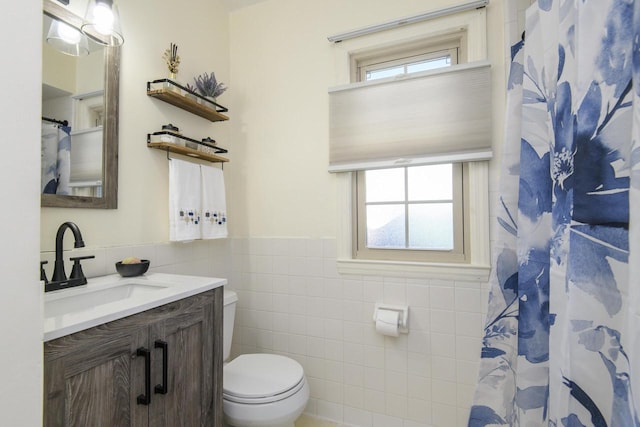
42,0,119,209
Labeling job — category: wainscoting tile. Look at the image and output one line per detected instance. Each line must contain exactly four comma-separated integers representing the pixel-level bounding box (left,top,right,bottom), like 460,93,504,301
230,237,488,427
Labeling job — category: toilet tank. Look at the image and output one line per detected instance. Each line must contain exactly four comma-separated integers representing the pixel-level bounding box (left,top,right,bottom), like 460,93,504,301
223,289,238,361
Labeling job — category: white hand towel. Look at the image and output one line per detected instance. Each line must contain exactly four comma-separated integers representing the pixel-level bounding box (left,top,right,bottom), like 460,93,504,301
201,165,228,239
169,159,202,241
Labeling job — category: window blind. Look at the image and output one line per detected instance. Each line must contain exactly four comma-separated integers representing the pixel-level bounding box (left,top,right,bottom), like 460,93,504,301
328,61,492,172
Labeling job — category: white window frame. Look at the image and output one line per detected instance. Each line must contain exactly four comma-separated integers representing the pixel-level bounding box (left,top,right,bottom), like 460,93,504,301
337,163,489,281
355,40,461,82
354,163,469,263
332,7,491,281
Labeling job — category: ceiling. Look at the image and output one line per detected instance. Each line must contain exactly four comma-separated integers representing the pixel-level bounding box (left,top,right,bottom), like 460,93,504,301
223,0,269,12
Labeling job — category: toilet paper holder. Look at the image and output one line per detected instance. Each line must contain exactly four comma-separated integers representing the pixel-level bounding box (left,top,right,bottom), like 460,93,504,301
373,303,409,334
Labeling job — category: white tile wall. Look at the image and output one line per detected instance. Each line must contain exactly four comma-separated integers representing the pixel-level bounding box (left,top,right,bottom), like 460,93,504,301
41,237,491,427
40,239,232,283
503,0,537,75
229,237,485,427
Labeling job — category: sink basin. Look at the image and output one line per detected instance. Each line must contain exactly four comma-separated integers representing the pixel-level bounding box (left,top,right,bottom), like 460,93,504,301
43,273,227,342
45,282,169,318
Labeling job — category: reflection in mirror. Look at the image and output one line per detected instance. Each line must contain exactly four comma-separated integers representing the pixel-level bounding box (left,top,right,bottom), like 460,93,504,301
42,0,119,209
42,17,104,197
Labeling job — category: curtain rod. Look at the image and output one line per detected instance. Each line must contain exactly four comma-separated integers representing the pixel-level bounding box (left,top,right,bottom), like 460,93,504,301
327,0,489,43
42,116,69,127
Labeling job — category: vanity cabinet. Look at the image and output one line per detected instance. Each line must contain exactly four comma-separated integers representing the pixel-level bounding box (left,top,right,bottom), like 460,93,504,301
43,288,223,427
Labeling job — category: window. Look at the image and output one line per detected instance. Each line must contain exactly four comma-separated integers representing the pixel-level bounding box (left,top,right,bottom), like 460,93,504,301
331,10,491,279
364,51,452,81
350,38,470,264
352,37,463,82
355,163,469,263
359,46,458,81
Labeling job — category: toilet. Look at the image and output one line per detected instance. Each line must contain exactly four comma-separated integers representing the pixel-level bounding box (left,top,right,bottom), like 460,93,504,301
223,289,310,427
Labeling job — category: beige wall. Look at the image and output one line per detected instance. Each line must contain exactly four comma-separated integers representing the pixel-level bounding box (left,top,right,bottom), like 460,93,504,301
42,42,104,96
0,1,43,425
40,0,231,252
75,46,105,94
228,0,505,238
42,42,77,93
40,0,506,253
224,2,506,425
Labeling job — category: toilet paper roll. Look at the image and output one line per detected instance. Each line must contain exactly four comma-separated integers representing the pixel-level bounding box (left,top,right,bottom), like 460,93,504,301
375,309,400,337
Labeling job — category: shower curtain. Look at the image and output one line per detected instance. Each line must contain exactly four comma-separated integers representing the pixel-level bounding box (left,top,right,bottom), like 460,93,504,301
469,1,640,425
41,122,71,195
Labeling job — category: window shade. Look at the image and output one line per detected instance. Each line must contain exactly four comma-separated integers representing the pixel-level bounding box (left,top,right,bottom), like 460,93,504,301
328,61,492,172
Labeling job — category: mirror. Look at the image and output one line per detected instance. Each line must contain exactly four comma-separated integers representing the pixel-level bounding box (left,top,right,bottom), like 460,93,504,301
41,0,120,209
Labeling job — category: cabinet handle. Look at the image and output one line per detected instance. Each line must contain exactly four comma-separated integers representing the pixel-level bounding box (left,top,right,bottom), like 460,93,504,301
154,340,168,395
136,347,151,405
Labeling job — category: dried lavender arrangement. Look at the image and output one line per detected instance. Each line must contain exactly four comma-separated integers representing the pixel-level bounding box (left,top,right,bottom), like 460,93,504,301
194,72,227,100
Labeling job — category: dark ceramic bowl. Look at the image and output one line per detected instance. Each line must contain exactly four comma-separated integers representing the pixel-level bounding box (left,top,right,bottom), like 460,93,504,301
115,260,150,277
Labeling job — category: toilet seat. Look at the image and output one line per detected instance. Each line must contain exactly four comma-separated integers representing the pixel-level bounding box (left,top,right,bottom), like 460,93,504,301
223,354,305,404
224,377,306,405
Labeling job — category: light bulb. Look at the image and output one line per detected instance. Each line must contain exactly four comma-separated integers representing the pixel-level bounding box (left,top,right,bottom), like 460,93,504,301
58,22,82,44
81,0,124,46
92,1,114,35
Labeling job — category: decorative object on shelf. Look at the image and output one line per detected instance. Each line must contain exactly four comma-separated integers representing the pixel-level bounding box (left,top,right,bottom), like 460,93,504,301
184,83,199,101
147,79,229,122
147,131,228,163
163,42,181,80
162,123,180,133
156,124,182,146
194,72,227,102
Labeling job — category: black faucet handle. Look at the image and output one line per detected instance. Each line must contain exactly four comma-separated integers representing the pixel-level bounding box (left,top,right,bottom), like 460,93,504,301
70,255,95,262
69,255,95,285
40,261,49,284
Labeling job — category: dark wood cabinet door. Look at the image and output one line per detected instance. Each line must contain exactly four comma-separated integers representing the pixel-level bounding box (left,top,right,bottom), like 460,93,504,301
149,288,223,427
44,323,149,427
44,288,223,427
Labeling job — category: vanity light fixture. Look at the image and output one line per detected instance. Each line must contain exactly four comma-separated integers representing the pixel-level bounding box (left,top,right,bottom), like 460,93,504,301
46,19,90,57
81,0,124,46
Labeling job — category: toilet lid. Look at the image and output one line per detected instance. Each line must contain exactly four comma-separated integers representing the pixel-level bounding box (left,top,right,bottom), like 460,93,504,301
223,354,304,400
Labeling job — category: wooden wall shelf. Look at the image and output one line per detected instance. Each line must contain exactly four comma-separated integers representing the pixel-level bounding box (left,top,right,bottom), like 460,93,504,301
147,79,229,122
148,141,229,163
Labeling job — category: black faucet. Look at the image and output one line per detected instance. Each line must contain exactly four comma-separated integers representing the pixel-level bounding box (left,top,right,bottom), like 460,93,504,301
52,222,85,282
44,222,94,292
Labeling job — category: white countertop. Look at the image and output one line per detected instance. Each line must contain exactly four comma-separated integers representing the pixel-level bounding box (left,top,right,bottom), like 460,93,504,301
43,273,227,342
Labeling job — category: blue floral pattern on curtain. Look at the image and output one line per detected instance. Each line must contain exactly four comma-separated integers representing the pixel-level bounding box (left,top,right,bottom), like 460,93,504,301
41,122,71,195
469,1,640,425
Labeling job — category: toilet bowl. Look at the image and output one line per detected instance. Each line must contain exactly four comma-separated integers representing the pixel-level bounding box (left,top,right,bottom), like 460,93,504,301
223,353,310,427
223,290,309,427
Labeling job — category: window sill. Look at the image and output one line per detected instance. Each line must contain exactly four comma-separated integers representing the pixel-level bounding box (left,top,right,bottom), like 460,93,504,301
336,258,490,282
